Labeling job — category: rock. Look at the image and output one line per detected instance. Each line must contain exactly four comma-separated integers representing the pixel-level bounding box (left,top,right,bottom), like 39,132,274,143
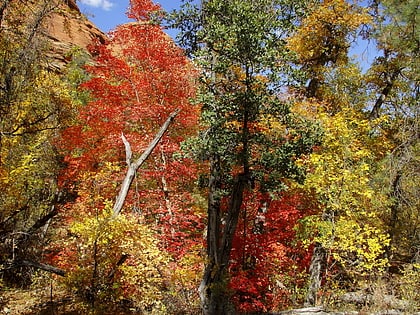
274,306,346,315
65,0,80,12
44,0,106,71
381,295,410,310
339,292,411,312
340,291,372,305
371,310,402,315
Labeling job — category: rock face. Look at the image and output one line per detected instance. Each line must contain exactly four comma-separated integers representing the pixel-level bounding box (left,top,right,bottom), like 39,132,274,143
273,306,349,315
44,0,106,71
271,306,420,315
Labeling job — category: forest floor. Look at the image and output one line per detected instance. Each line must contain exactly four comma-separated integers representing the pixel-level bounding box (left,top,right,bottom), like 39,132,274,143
1,284,419,315
0,285,80,315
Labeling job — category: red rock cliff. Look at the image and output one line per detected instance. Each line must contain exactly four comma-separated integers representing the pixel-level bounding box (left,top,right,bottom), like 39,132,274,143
45,0,106,70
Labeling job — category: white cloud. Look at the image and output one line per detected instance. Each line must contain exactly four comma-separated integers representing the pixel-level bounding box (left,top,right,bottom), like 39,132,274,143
80,0,114,11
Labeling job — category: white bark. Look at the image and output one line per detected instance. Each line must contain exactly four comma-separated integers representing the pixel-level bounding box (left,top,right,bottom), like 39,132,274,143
112,109,180,217
160,148,175,238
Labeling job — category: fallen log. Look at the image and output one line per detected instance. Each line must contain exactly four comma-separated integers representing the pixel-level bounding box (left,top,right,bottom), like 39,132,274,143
12,259,66,277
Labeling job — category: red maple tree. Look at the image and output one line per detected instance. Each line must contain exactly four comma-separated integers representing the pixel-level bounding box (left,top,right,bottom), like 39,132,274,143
229,189,314,313
57,0,203,267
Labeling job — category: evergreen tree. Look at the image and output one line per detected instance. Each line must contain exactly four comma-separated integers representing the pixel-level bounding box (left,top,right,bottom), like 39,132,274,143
172,1,319,313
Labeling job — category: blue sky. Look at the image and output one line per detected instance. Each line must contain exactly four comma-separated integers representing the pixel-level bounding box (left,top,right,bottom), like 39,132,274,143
77,0,376,71
77,0,184,32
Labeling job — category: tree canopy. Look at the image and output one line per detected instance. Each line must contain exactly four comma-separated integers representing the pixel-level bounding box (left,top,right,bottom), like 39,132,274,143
0,0,418,314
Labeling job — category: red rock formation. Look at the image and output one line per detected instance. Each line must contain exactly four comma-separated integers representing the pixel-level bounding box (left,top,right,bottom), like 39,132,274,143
45,0,106,71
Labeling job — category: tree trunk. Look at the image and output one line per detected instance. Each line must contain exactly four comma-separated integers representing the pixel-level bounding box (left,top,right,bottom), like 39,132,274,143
16,259,66,277
305,242,327,306
368,69,400,120
388,172,402,242
199,163,247,315
199,155,222,314
160,149,175,238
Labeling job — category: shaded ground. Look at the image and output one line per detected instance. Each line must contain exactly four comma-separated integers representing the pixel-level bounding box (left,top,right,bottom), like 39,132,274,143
0,285,145,315
1,285,419,315
0,285,81,315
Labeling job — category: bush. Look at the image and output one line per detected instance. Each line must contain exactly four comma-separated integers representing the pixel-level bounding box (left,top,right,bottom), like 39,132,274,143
57,203,169,313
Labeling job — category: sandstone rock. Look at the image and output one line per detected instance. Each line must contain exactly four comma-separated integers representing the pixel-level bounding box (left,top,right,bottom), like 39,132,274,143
44,0,106,71
274,306,346,315
371,310,402,315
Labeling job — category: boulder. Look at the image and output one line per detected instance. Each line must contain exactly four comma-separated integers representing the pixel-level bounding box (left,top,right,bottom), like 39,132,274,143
274,306,348,315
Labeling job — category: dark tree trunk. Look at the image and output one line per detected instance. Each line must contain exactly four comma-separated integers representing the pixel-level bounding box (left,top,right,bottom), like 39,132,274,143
305,242,327,306
306,78,320,99
389,172,402,241
199,158,247,315
199,155,225,314
368,69,400,120
13,259,66,277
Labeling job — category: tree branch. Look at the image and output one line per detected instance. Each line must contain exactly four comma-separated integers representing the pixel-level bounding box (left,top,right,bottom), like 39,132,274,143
112,109,180,217
11,259,66,276
369,69,401,120
121,133,133,165
132,109,181,170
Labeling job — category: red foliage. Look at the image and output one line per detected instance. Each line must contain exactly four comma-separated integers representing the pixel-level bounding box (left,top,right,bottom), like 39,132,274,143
58,0,203,262
229,190,314,313
60,22,196,173
60,23,197,174
127,0,162,21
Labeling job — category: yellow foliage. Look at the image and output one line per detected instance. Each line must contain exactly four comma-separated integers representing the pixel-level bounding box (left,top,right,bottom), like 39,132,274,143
298,107,391,275
256,113,287,136
332,218,389,272
164,245,203,312
63,203,170,312
287,0,371,67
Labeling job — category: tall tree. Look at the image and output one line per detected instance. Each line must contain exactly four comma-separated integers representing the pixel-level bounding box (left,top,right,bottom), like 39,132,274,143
59,0,199,227
288,0,419,305
286,0,379,305
55,0,203,310
366,0,419,264
0,0,75,285
172,1,319,313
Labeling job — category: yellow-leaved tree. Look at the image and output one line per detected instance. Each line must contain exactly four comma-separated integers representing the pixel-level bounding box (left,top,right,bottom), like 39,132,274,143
287,0,393,305
297,104,391,279
53,163,171,313
0,0,77,286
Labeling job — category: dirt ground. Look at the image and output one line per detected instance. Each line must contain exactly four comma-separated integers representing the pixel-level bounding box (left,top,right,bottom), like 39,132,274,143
0,279,86,315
